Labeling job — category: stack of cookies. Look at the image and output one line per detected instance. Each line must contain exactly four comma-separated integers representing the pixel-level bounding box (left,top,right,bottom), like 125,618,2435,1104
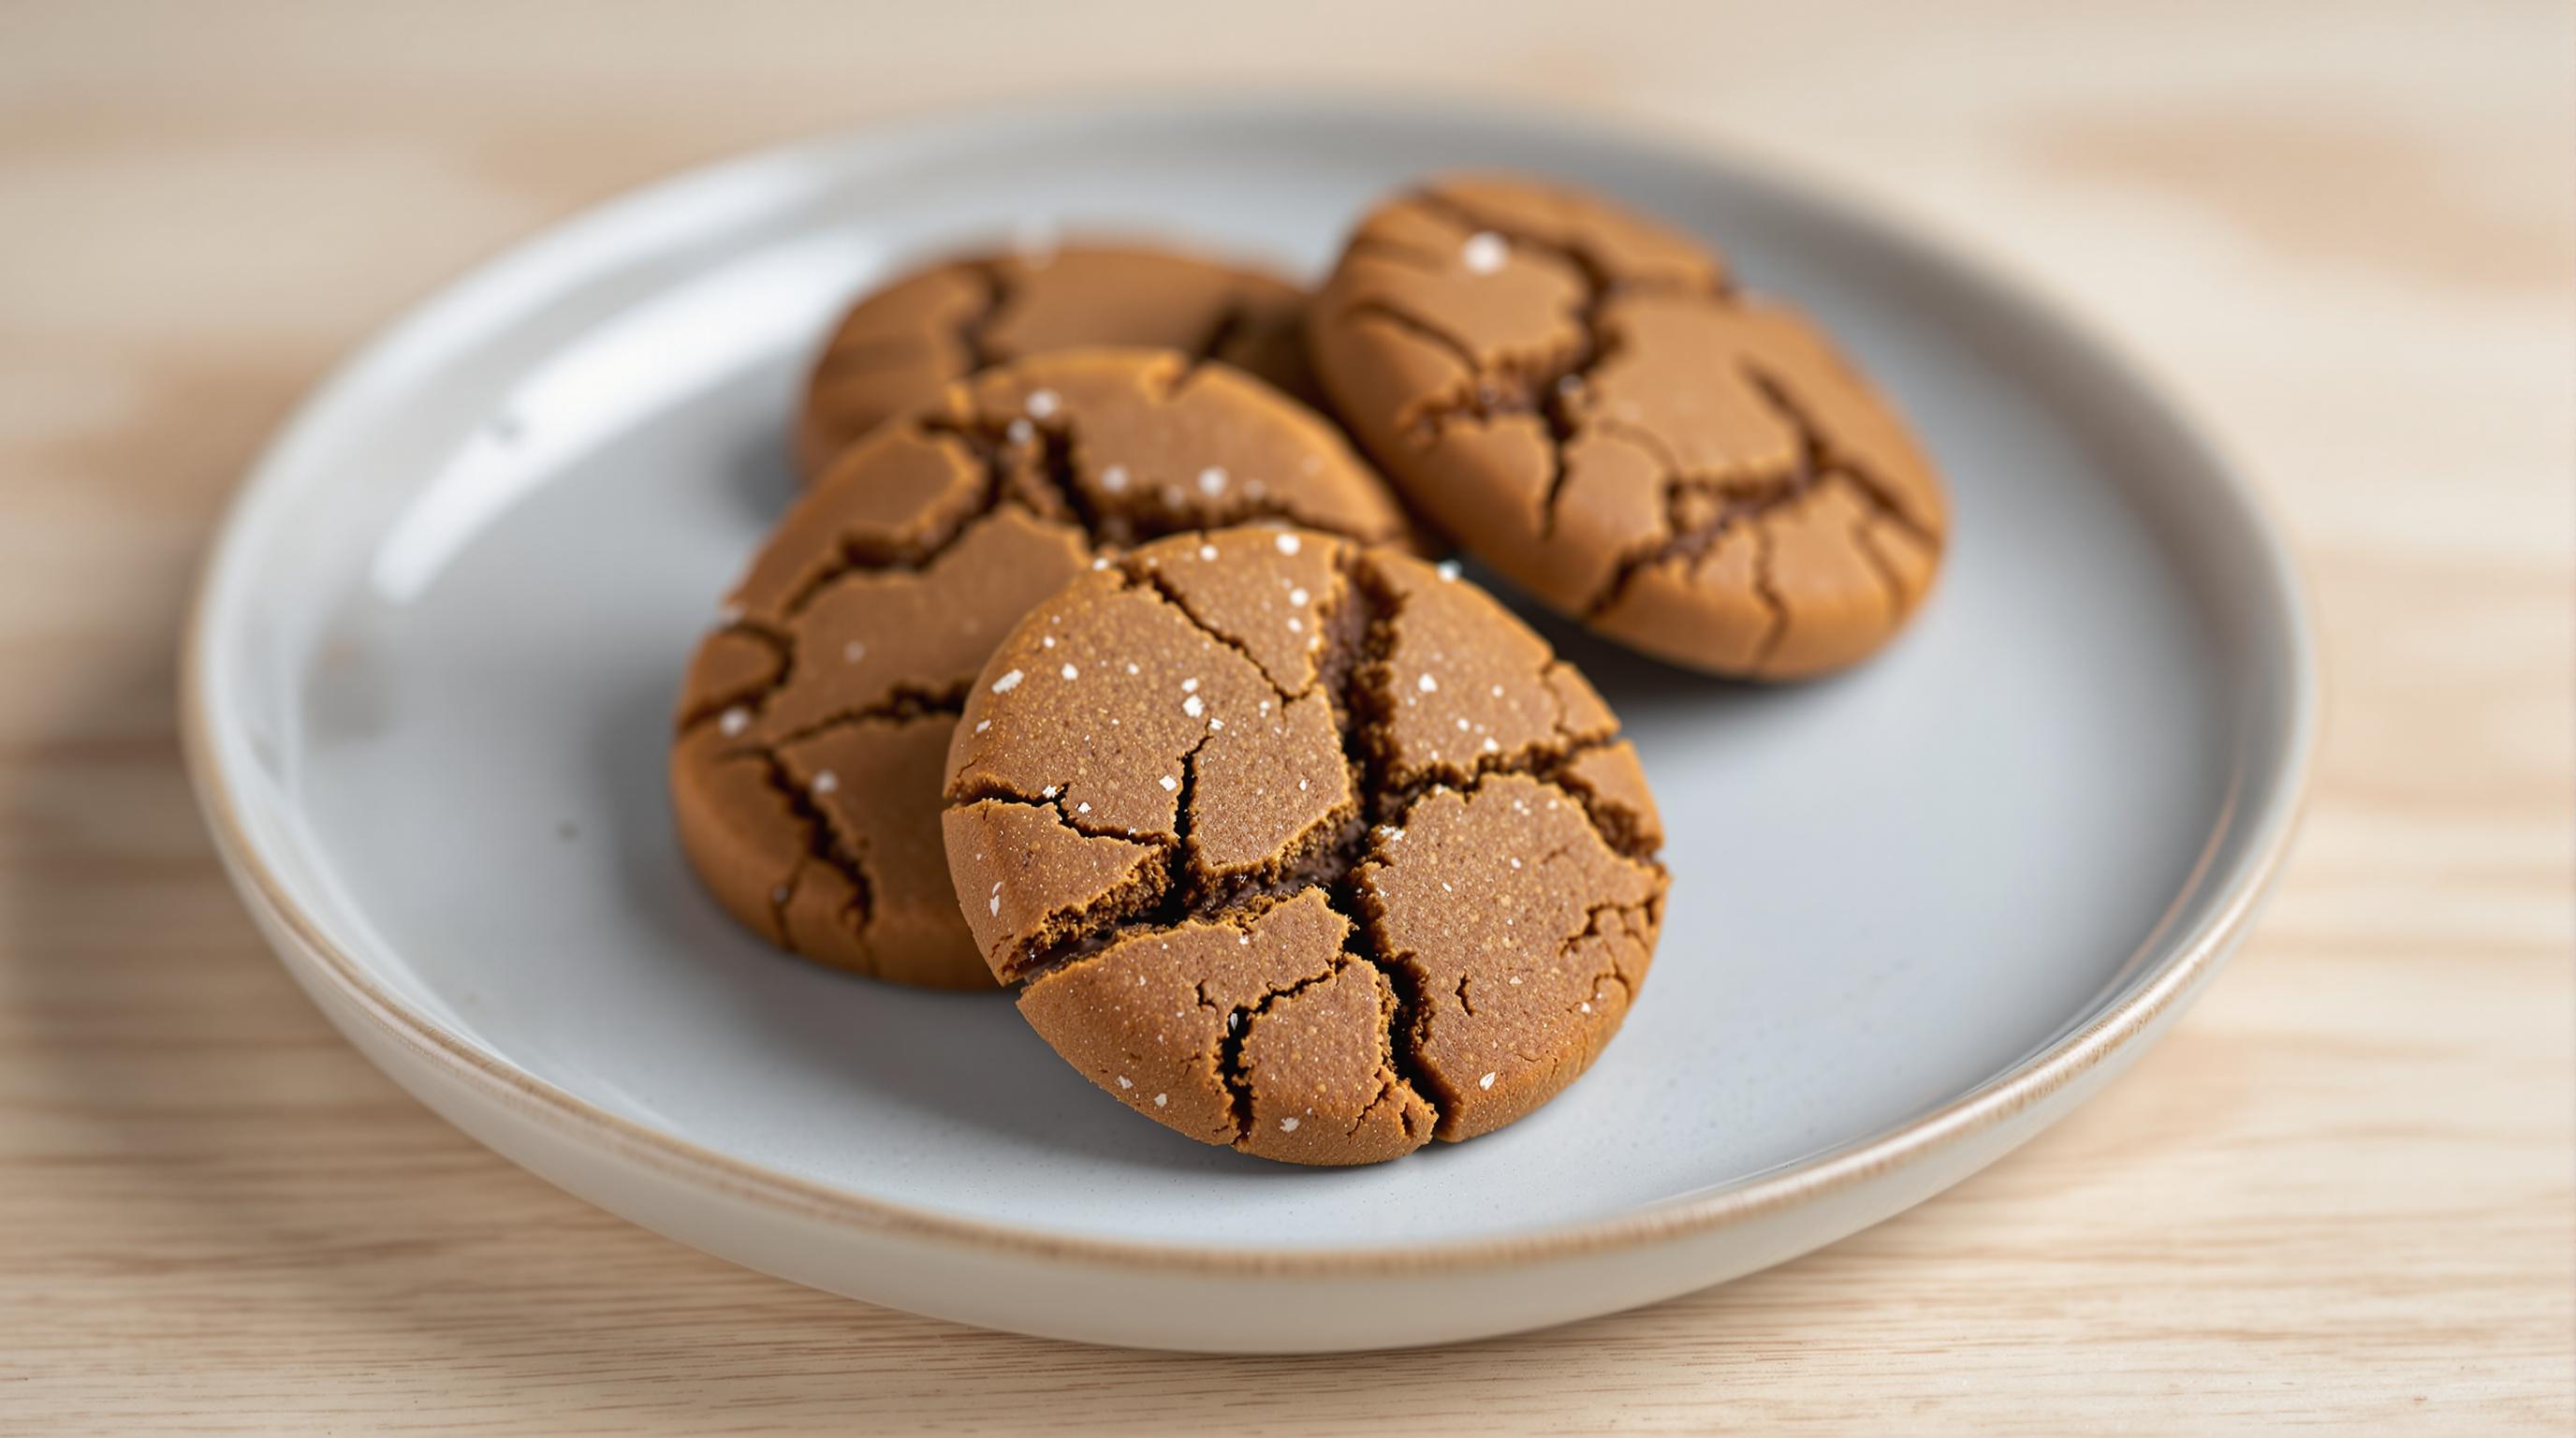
671,175,1949,1167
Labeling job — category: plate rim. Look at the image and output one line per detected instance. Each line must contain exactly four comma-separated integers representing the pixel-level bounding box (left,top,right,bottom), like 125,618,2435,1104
178,90,2319,1278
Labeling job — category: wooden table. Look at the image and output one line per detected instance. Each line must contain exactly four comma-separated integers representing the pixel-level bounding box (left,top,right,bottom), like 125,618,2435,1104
5,2,2568,1431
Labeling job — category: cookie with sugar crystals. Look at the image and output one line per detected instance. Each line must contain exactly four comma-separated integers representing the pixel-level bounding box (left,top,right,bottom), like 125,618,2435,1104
1308,173,1948,680
942,526,1666,1163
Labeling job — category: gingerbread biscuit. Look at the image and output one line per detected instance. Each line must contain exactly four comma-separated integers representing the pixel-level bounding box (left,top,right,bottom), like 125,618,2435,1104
796,244,1315,479
942,527,1666,1164
674,349,1414,989
1308,175,1948,679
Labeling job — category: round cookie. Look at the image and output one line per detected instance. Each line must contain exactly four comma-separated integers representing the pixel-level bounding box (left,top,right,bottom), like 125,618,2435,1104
1308,174,1948,680
797,244,1316,480
941,527,1667,1165
675,349,1415,990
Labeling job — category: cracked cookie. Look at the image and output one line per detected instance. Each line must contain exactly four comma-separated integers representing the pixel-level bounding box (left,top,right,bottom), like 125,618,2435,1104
675,348,1415,990
1308,175,1949,680
796,243,1315,480
941,526,1667,1164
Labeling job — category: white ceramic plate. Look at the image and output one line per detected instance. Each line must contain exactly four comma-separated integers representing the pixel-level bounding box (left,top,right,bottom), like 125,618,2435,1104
183,97,2313,1353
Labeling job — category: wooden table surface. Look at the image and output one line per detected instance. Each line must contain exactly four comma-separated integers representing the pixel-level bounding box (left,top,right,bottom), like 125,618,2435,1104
5,2,2569,1431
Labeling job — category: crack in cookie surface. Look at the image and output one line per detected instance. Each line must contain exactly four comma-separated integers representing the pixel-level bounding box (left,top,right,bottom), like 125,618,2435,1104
943,528,1667,1163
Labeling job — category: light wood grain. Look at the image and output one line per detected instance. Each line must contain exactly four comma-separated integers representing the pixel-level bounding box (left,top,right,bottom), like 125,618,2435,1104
2,1,2568,1431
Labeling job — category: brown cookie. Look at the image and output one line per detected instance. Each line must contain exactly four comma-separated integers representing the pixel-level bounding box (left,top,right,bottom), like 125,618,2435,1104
1308,174,1949,680
941,527,1667,1165
796,244,1316,480
674,349,1415,990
